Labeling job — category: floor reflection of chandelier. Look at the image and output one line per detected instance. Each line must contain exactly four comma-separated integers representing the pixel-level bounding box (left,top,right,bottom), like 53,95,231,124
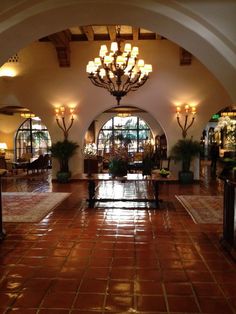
86,26,152,106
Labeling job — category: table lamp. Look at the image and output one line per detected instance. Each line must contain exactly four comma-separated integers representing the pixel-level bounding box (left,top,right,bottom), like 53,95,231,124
0,143,7,156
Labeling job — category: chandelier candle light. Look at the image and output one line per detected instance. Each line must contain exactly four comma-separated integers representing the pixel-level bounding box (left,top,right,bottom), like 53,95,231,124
176,104,196,138
86,26,152,106
21,112,35,118
55,106,75,140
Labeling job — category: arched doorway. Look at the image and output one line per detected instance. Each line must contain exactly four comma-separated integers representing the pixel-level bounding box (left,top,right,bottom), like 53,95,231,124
15,117,51,161
84,106,167,173
202,106,236,159
97,116,153,155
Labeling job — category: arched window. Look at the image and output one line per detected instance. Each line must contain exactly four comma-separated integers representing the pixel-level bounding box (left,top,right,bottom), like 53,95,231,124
15,117,51,160
98,116,153,153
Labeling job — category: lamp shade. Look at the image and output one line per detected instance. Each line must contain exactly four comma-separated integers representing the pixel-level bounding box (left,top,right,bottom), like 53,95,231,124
0,143,7,150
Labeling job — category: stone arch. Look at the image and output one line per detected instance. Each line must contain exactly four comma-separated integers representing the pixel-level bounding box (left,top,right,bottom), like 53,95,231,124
0,0,235,101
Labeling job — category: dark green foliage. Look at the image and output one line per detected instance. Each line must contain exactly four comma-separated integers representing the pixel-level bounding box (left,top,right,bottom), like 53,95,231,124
50,140,79,173
171,138,201,172
109,159,127,177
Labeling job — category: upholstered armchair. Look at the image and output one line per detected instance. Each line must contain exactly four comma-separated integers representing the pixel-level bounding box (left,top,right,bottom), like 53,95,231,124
26,154,50,174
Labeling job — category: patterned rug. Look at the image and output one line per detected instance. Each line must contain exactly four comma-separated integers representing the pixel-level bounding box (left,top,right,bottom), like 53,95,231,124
2,192,70,222
175,195,223,224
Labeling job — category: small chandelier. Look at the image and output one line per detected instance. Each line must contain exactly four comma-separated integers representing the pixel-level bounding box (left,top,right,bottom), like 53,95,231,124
86,26,152,106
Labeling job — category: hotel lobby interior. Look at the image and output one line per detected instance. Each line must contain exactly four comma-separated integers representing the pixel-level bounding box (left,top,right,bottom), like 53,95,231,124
0,1,236,313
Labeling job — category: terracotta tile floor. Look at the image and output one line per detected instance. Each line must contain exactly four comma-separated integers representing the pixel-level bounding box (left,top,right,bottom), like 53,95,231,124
0,165,236,313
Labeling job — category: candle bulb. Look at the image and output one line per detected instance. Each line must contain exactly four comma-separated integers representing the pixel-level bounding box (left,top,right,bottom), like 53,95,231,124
185,105,189,113
176,106,181,117
55,108,60,118
60,106,65,117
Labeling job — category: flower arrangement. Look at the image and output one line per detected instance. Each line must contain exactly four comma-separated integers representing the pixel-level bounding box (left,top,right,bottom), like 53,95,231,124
110,146,129,162
83,143,97,159
159,168,170,177
109,145,128,177
214,116,236,150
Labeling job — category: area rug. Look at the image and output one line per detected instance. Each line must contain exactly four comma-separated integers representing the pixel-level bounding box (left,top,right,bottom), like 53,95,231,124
175,195,223,224
2,192,70,222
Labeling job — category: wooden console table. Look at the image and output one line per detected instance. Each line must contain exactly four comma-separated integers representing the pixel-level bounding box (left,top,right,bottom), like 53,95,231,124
75,173,177,208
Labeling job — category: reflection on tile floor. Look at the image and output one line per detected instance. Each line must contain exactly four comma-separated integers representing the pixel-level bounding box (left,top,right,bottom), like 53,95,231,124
95,181,157,209
0,172,236,313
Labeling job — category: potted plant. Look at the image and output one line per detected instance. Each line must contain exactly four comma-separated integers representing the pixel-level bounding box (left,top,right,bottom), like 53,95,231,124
50,140,79,183
109,146,128,177
170,138,201,184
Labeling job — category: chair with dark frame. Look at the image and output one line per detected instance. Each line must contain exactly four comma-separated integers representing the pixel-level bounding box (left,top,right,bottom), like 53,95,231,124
0,157,7,170
26,154,50,174
160,157,171,171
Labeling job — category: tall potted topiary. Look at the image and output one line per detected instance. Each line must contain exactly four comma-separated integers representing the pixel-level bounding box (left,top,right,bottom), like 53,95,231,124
50,140,79,182
171,138,201,184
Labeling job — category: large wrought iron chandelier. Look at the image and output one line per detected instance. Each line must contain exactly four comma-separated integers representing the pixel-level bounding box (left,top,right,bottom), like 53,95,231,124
86,26,152,105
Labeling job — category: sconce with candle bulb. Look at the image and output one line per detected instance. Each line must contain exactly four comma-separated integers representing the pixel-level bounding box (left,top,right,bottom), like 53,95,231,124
176,104,196,138
54,105,75,140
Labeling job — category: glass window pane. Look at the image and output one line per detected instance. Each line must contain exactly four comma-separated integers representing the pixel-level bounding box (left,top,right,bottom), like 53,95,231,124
98,115,152,154
139,119,149,129
15,117,51,160
103,119,113,129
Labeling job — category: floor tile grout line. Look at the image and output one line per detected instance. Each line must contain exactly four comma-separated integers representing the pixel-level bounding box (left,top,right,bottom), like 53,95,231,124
186,226,236,314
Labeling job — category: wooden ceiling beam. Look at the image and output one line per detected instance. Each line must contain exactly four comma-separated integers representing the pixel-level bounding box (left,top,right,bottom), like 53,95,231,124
139,33,156,40
180,47,192,65
48,30,71,67
81,26,94,41
156,34,162,40
132,27,139,41
107,25,117,41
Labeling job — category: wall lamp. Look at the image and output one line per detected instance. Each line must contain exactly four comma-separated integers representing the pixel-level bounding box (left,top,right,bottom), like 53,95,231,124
176,104,196,138
55,106,75,140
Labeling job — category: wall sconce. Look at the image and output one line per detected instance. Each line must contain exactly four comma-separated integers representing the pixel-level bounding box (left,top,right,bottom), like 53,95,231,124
176,104,196,138
55,106,75,140
0,143,7,156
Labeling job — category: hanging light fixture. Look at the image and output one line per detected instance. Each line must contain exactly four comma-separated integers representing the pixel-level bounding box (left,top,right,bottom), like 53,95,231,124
21,112,36,118
86,26,152,106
